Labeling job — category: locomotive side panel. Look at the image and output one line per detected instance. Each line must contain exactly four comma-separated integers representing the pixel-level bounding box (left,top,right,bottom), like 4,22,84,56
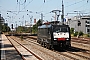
37,25,52,46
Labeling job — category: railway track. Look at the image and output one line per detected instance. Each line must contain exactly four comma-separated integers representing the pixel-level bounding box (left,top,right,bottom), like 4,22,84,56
72,38,90,44
30,36,90,60
26,36,90,51
13,36,69,60
71,38,90,51
72,37,90,41
6,36,42,60
18,36,90,60
6,35,90,60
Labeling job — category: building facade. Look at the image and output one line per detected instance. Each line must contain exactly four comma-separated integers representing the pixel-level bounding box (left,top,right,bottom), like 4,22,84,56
68,15,90,34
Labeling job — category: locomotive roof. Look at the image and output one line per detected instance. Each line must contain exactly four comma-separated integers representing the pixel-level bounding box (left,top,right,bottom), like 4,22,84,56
38,24,51,28
38,24,69,28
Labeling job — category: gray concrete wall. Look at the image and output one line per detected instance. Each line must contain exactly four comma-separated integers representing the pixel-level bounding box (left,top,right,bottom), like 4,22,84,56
69,19,88,34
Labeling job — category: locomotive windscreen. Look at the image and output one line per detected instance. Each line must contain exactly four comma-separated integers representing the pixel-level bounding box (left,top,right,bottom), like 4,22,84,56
53,26,69,32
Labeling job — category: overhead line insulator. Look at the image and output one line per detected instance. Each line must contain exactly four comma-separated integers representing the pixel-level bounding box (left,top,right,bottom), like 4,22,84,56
44,0,45,3
17,0,18,2
25,0,26,2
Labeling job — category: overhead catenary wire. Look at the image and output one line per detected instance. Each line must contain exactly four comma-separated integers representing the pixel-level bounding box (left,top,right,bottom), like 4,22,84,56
33,0,89,22
36,0,52,12
55,0,90,17
15,0,50,21
21,0,33,10
1,0,90,26
3,0,90,17
34,0,54,20
65,0,85,8
13,0,33,20
66,0,90,15
41,0,87,15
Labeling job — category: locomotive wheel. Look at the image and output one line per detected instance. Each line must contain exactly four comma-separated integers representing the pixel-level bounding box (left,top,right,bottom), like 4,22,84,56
41,42,45,47
41,42,43,47
37,40,40,44
42,42,45,47
67,44,71,48
46,43,51,49
64,45,71,49
40,41,41,45
51,45,54,50
44,42,46,48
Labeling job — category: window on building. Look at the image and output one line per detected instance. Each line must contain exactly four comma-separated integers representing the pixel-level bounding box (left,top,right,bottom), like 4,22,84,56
86,21,90,24
86,25,90,27
87,29,90,32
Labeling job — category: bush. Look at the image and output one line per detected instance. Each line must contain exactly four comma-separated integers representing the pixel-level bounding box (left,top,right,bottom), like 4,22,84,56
79,31,83,36
20,35,23,41
86,34,90,37
74,32,78,36
70,28,74,34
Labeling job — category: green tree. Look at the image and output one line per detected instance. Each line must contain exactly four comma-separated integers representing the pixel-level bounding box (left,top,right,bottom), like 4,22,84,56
32,24,37,34
70,28,74,34
32,19,42,34
74,32,78,36
2,23,10,32
37,19,42,26
17,26,24,33
79,31,83,36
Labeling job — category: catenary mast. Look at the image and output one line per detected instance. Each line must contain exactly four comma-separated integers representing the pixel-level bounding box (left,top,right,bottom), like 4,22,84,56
61,0,64,25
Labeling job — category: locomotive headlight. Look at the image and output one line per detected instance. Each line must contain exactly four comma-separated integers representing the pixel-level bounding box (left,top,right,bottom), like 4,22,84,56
54,38,57,40
53,33,56,36
66,38,69,40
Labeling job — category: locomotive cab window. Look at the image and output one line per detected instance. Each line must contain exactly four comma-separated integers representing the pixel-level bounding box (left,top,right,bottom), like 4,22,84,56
53,27,69,32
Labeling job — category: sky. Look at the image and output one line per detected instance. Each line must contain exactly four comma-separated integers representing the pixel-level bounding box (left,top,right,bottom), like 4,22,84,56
0,0,90,28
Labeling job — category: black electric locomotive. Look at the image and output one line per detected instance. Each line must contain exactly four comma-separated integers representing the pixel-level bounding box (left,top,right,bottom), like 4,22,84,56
37,22,71,49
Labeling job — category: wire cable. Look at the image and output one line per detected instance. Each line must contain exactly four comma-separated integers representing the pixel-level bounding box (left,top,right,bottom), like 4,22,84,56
66,0,90,14
65,0,85,8
13,0,34,20
21,0,33,10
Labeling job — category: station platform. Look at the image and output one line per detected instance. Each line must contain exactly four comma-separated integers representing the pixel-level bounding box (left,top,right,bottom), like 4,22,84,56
0,34,39,60
0,34,23,60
